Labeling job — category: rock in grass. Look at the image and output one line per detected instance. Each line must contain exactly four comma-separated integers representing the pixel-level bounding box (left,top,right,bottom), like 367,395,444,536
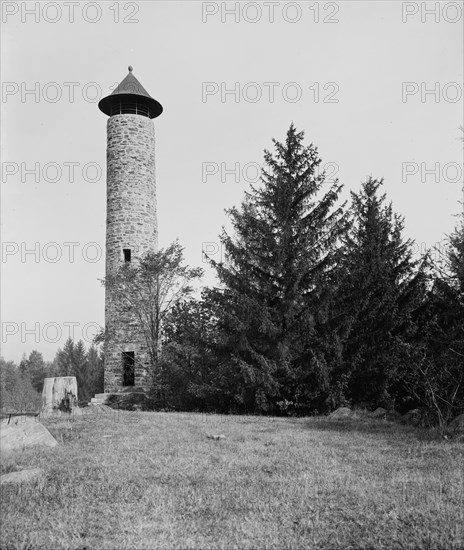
327,407,352,420
207,434,226,440
0,416,58,452
448,414,464,435
0,468,45,485
371,407,387,419
401,409,421,426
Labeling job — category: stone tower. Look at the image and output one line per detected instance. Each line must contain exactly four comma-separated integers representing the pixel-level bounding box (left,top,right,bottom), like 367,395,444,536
98,67,163,393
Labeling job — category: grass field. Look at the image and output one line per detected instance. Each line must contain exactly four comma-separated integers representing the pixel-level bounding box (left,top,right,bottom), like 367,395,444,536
1,409,463,549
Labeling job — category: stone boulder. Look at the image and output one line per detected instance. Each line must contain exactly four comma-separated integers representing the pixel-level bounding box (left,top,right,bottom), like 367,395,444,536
401,408,421,426
371,407,387,419
327,407,353,420
400,409,429,427
448,414,464,435
0,416,58,453
1,468,45,486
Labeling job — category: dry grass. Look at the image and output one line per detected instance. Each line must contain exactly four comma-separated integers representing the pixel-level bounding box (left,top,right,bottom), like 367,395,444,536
1,410,463,549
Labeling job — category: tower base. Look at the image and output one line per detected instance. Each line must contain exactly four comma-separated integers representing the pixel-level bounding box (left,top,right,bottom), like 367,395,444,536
88,390,147,409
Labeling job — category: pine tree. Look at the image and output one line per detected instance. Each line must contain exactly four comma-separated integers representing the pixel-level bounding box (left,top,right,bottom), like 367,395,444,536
410,212,464,426
210,124,347,413
28,351,47,393
51,339,104,403
54,338,75,376
18,350,47,393
87,345,104,396
401,132,464,426
335,177,427,408
72,340,90,403
18,353,28,378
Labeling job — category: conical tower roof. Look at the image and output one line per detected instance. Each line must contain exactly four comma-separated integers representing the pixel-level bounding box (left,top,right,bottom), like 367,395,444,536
98,66,163,119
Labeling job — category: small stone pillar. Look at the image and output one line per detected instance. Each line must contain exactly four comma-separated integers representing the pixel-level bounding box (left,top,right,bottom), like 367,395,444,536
42,377,78,412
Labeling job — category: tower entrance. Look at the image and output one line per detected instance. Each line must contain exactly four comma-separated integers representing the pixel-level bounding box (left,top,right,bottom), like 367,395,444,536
122,352,135,387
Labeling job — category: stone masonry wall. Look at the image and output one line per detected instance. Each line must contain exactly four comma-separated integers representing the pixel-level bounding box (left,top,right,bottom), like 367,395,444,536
104,114,158,392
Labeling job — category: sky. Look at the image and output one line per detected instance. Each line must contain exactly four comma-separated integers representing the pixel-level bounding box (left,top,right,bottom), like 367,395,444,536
1,0,463,362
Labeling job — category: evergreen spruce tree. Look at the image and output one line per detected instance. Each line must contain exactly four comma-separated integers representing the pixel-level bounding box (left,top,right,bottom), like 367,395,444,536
52,339,104,403
72,340,90,403
335,177,427,408
210,124,347,413
18,350,47,393
87,345,104,396
54,338,75,377
400,131,464,425
410,213,464,426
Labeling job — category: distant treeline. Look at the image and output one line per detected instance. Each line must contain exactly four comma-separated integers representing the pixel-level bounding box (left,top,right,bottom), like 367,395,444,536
0,340,104,410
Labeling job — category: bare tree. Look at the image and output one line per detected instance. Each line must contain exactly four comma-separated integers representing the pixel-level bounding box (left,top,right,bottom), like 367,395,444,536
103,241,203,370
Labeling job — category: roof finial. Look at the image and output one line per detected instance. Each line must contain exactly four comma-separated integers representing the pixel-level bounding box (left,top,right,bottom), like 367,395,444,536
128,65,133,72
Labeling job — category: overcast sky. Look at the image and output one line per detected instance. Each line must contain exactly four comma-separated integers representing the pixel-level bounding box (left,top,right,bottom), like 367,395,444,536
1,0,463,362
